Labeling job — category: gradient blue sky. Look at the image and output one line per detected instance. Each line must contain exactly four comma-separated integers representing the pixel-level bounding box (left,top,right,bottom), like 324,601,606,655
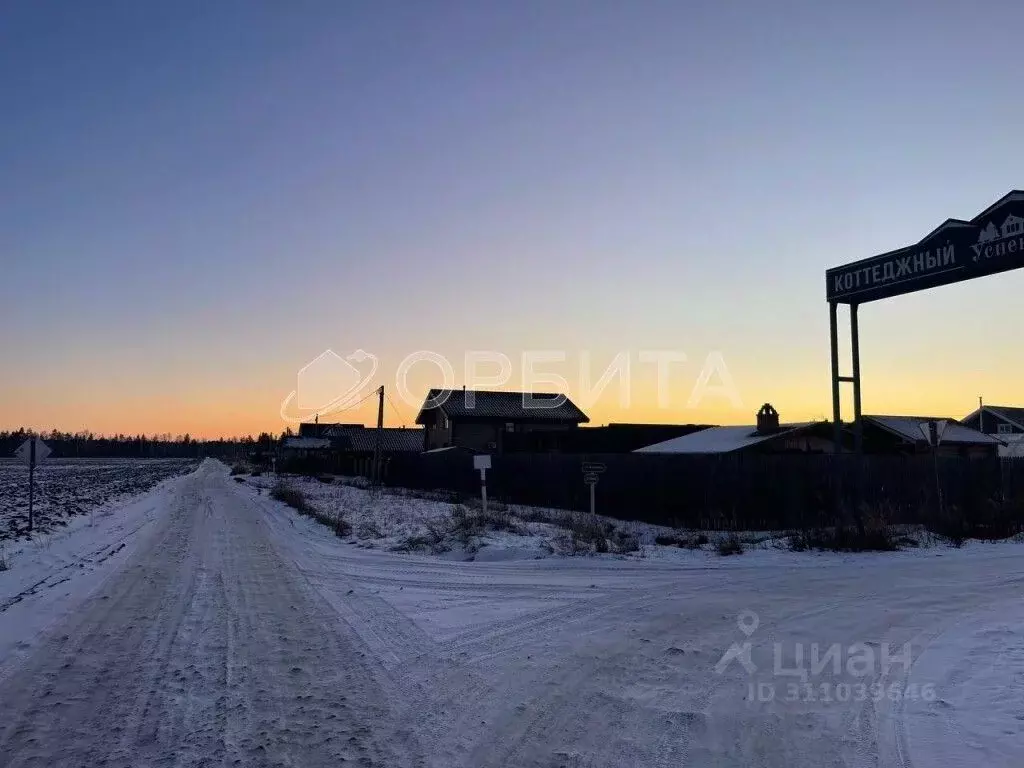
2,0,1024,437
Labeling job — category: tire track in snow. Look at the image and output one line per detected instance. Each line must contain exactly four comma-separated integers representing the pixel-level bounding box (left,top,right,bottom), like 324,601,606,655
0,462,421,768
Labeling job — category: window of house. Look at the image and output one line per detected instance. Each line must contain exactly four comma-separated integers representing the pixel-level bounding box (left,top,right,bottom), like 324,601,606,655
441,414,449,429
998,423,1013,435
505,422,515,432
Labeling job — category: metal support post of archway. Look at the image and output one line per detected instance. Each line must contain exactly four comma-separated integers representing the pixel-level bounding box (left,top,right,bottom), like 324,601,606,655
829,301,865,527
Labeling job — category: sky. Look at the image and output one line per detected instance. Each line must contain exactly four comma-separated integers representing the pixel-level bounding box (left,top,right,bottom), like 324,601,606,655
2,0,1024,438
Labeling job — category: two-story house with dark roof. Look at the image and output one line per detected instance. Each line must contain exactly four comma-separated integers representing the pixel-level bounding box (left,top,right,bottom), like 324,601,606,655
961,404,1024,438
415,388,589,453
961,404,1024,456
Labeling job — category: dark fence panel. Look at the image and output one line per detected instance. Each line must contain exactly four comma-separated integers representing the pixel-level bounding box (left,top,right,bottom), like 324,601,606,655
380,452,1023,531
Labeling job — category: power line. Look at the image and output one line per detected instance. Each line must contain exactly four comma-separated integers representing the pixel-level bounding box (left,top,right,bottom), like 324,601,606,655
385,391,409,427
316,387,381,421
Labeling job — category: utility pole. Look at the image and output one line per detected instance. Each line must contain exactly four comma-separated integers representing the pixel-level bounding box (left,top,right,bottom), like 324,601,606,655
373,385,384,486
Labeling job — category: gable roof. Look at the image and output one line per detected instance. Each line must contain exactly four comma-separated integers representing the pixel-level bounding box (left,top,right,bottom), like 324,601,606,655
634,422,817,454
317,424,423,453
962,405,1024,431
864,415,1002,446
415,389,589,424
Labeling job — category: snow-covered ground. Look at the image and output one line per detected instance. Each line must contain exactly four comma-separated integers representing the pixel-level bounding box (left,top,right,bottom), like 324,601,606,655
243,471,752,560
0,458,198,540
1,459,1023,766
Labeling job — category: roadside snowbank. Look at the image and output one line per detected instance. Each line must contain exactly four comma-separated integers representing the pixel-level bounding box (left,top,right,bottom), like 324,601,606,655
0,463,199,676
238,473,1024,563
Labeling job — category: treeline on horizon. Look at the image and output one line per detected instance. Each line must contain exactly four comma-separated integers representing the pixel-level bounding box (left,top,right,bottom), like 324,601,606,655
0,428,294,459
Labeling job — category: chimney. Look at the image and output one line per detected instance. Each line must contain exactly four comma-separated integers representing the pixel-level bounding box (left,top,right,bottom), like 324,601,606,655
756,403,779,434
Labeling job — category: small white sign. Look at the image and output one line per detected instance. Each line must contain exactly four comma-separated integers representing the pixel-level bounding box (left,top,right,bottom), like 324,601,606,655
473,455,492,471
918,420,949,446
14,438,50,466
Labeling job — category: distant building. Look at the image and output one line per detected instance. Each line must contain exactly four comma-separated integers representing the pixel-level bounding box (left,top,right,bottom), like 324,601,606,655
961,405,1024,457
415,388,589,453
635,404,835,455
298,422,423,455
280,437,332,458
859,415,1001,458
505,422,713,454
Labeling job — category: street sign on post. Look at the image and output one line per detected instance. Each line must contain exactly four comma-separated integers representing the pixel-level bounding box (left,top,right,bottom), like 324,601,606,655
473,455,492,515
14,438,50,533
14,438,50,465
918,420,949,447
917,421,948,516
582,462,604,516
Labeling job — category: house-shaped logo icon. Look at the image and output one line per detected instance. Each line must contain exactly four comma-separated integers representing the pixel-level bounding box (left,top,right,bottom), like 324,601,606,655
978,222,999,243
1001,214,1024,239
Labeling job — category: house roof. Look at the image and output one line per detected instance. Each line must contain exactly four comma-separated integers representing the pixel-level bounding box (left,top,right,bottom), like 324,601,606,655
962,405,1024,431
634,423,818,454
282,437,332,450
863,415,1003,446
317,425,423,453
415,389,590,424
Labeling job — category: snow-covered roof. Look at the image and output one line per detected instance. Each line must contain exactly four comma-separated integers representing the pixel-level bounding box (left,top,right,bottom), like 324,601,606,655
864,416,1002,446
282,437,332,450
634,423,816,454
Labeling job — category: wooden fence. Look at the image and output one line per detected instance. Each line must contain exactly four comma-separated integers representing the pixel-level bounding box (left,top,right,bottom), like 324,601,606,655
380,452,1024,532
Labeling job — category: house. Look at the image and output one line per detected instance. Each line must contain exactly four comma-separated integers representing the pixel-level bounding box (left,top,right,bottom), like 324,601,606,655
859,415,1002,458
298,422,423,454
960,405,1024,457
633,407,1002,458
503,422,713,453
291,422,423,475
298,421,361,439
280,436,332,458
415,388,589,453
319,424,423,454
635,404,835,455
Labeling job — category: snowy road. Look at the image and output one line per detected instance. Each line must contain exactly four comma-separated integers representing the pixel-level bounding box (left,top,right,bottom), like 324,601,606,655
1,460,1023,767
0,462,416,767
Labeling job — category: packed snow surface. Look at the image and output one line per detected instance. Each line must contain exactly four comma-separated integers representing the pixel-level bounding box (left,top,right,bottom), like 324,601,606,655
1,459,1022,766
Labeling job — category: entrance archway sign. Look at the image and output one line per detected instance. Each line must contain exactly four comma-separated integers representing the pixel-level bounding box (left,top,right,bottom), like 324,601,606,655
825,189,1024,452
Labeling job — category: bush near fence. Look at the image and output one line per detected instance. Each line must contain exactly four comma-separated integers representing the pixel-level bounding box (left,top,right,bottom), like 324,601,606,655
377,452,1024,533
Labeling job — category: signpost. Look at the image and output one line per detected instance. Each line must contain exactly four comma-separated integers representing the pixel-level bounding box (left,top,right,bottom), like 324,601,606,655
918,420,948,516
14,437,50,533
473,454,492,515
582,462,606,516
